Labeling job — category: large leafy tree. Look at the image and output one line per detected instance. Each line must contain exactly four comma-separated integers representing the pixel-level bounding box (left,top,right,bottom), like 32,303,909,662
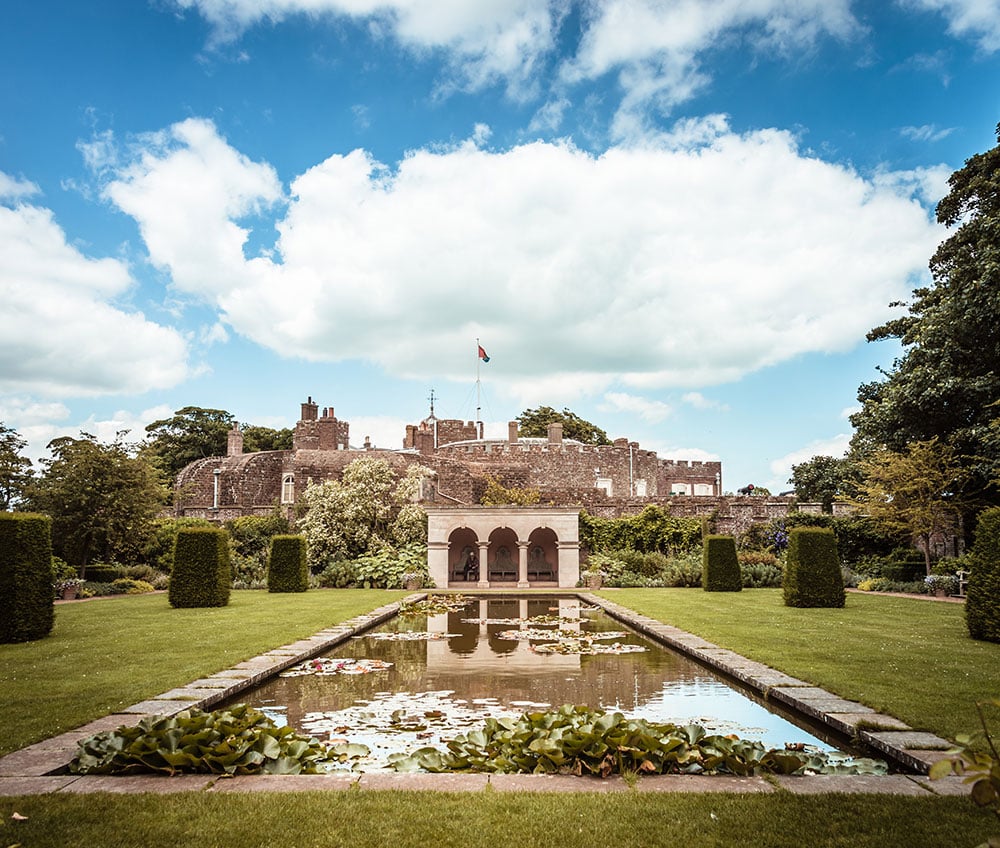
517,406,611,445
27,433,167,571
788,455,860,512
855,438,969,575
0,423,33,511
299,457,428,568
144,407,236,480
241,425,293,453
851,124,1000,502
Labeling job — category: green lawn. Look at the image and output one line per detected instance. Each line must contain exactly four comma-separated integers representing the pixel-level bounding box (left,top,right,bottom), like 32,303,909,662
603,588,1000,745
0,790,995,848
0,589,405,756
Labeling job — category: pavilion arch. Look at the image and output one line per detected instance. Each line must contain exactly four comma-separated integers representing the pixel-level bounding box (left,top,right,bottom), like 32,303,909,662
447,526,479,583
425,506,580,589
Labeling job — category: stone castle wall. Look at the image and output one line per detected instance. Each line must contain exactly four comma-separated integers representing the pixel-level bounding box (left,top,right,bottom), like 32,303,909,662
174,398,725,521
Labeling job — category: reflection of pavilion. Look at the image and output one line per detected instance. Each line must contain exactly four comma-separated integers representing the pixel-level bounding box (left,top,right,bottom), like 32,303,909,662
425,506,580,588
425,597,580,674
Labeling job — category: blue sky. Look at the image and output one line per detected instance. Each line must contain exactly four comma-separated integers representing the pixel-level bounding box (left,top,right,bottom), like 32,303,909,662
2,0,999,494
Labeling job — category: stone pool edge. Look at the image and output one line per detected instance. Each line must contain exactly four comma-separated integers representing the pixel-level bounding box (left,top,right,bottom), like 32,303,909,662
0,592,966,798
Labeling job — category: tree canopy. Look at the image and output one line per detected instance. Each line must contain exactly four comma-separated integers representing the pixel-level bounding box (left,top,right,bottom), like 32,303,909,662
143,407,295,480
855,438,968,575
144,407,236,480
517,406,611,445
299,457,428,568
788,455,860,512
851,124,1000,503
27,432,167,571
0,423,32,511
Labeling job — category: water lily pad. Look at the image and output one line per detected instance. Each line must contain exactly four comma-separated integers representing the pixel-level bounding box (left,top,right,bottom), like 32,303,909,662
280,658,394,677
365,631,462,641
532,640,648,655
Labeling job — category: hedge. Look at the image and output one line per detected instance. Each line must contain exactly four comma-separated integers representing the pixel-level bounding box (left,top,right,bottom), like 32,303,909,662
267,535,309,593
966,507,1000,643
168,527,231,608
783,527,845,608
0,512,55,643
702,535,742,592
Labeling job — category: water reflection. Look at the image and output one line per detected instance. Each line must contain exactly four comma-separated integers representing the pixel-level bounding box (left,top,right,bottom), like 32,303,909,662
234,596,839,769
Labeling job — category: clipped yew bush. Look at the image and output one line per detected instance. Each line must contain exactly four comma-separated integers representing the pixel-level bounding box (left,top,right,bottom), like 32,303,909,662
702,535,742,592
168,527,230,608
0,512,55,643
784,526,845,608
966,507,1000,643
267,534,308,593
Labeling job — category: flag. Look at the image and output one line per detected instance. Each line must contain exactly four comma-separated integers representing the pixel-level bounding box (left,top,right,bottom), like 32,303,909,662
478,344,490,363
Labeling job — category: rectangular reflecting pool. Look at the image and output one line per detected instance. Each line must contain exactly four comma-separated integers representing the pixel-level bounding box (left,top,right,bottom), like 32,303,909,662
227,596,854,770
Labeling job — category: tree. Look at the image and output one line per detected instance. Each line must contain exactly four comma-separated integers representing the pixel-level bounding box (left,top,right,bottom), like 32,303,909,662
516,406,611,445
788,455,860,512
855,438,969,575
480,474,540,506
851,124,1000,503
0,423,33,511
299,458,428,569
27,432,167,571
241,425,293,453
143,407,236,480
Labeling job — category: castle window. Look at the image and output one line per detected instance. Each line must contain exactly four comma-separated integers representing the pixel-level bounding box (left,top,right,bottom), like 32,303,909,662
281,474,295,504
634,479,647,497
671,483,689,495
595,477,613,497
694,483,714,496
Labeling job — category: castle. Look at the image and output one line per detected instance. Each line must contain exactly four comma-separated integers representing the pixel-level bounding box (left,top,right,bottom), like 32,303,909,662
174,395,723,520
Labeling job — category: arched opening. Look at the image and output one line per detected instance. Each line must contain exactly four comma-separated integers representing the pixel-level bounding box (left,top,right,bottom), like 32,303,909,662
527,527,558,581
488,526,518,582
448,527,479,583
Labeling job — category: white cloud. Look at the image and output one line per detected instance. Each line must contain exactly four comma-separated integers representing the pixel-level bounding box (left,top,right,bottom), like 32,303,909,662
0,182,191,398
563,0,860,139
200,321,230,346
175,1,864,119
643,440,720,463
682,392,729,412
174,0,561,98
77,404,175,447
900,123,956,143
600,392,672,422
0,173,40,201
901,0,1000,51
97,117,943,404
768,433,852,489
348,415,409,450
0,400,172,465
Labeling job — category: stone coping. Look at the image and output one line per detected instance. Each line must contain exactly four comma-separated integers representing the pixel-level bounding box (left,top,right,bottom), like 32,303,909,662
0,591,963,798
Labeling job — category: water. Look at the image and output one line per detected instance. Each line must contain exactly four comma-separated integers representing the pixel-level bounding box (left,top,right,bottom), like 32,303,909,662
233,596,845,770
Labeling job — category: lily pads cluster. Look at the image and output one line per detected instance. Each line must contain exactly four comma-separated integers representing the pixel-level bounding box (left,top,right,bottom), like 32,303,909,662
533,639,647,655
397,595,470,617
365,631,462,641
387,704,887,778
462,614,597,626
70,705,369,776
495,628,627,642
279,657,393,678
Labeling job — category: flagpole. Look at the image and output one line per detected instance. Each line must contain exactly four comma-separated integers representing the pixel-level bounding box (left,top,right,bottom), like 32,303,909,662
475,337,482,430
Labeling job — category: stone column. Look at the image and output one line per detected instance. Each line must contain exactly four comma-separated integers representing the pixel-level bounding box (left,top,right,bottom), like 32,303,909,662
427,540,449,588
477,542,490,589
557,540,581,588
517,541,530,588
